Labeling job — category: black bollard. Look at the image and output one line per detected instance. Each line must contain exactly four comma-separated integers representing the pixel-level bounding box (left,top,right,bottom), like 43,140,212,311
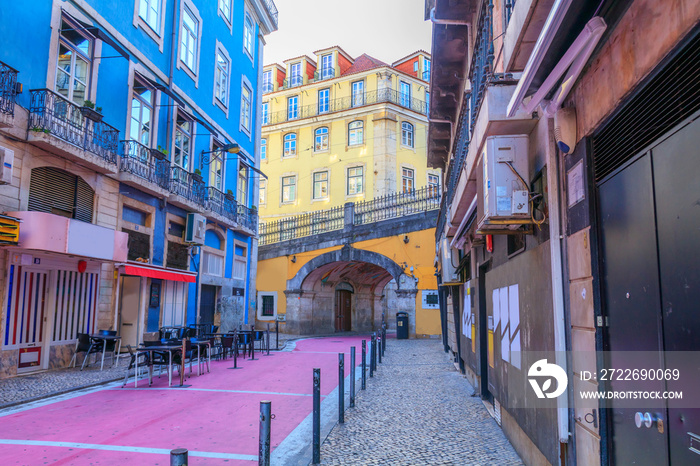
338,353,344,424
361,340,367,390
266,324,271,356
369,335,375,378
170,448,188,466
312,368,321,464
350,347,356,407
228,333,241,369
378,333,382,364
250,329,256,360
382,326,386,355
275,319,279,350
259,401,271,466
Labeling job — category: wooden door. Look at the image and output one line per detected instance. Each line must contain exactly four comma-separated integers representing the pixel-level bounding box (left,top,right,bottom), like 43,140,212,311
334,290,352,332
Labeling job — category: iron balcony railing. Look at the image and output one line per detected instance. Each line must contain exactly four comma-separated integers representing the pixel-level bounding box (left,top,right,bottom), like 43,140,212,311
28,89,119,164
265,88,428,125
237,204,258,233
170,166,207,207
259,205,344,246
206,186,227,217
283,75,303,89
469,1,495,134
435,197,448,243
120,140,170,190
0,61,18,116
262,0,279,29
504,0,517,27
262,82,274,93
354,186,441,225
314,67,335,81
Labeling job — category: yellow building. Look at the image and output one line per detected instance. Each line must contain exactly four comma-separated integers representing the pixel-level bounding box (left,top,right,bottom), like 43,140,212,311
259,47,439,220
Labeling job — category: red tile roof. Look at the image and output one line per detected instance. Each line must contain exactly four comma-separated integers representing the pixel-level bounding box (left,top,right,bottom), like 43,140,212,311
342,54,389,76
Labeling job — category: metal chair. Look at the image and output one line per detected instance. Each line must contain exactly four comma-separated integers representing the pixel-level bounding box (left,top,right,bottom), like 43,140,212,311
70,333,104,370
122,345,149,387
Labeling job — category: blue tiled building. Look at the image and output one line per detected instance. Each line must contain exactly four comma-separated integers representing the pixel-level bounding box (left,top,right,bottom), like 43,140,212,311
0,0,277,375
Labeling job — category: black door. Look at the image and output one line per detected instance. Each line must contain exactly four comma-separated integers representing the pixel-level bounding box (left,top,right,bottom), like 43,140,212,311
478,264,490,399
598,116,700,465
200,285,217,328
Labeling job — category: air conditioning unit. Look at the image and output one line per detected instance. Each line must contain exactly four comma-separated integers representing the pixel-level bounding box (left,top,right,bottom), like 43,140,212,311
0,146,14,185
478,135,531,232
439,238,462,285
185,213,206,245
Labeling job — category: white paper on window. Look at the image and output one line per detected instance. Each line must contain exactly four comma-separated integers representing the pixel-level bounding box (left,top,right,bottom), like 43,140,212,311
509,284,521,369
499,287,510,363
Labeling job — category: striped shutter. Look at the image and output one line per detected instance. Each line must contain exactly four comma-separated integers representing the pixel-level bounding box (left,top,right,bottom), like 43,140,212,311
51,270,99,343
3,266,48,347
28,167,94,222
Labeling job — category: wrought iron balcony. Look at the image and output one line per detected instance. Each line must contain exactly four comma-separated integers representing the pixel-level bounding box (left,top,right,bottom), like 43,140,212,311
283,75,303,89
504,0,517,27
206,186,227,217
354,186,441,225
0,61,18,116
469,0,495,134
260,206,344,245
28,89,119,164
170,166,207,207
314,67,335,81
237,204,258,233
262,82,274,93
120,140,170,191
264,88,428,125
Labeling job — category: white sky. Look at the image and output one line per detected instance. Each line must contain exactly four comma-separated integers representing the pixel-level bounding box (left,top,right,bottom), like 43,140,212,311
262,0,432,66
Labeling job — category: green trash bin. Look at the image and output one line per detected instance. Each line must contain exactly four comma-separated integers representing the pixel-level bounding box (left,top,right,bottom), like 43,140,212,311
396,312,409,339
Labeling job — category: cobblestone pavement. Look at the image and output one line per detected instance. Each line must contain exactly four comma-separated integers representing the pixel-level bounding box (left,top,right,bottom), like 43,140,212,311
319,338,523,465
0,332,302,409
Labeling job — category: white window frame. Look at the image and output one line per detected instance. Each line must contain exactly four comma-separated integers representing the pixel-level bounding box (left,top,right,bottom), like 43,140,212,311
290,62,302,87
173,109,194,171
55,17,93,106
283,133,296,158
243,12,255,59
240,79,253,135
233,240,248,280
321,54,334,79
262,70,273,93
351,80,364,107
318,88,329,114
133,0,166,50
218,0,232,27
281,175,297,203
129,77,155,147
209,140,224,190
347,166,364,196
287,95,299,120
312,170,329,200
401,121,415,148
259,179,267,205
348,120,363,146
314,127,329,152
238,162,249,207
177,0,202,86
262,101,269,125
400,81,412,108
257,291,277,321
260,138,267,161
213,41,231,113
402,167,415,193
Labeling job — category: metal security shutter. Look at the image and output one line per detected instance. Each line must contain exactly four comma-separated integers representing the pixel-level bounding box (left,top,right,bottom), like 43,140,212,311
28,167,94,223
592,28,700,182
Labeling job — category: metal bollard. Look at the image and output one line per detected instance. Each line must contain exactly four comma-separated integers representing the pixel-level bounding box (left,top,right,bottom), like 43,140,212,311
382,327,386,355
361,340,367,390
338,353,344,424
369,335,375,378
266,324,271,356
378,333,382,364
312,368,321,464
275,320,279,350
259,401,271,466
350,346,356,407
251,330,256,360
170,448,188,466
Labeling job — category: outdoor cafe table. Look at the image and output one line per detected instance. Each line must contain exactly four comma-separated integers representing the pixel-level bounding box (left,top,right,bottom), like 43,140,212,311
133,343,185,388
88,334,122,370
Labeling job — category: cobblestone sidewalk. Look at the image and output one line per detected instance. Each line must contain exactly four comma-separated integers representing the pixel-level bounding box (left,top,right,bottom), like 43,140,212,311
319,338,523,465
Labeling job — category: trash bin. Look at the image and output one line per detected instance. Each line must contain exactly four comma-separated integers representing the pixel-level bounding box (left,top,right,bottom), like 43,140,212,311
396,312,409,339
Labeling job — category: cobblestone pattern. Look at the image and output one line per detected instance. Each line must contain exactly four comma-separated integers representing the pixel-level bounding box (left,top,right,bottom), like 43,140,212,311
319,339,523,465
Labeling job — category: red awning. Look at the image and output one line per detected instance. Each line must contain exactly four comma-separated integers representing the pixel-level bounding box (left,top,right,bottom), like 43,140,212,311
120,263,196,283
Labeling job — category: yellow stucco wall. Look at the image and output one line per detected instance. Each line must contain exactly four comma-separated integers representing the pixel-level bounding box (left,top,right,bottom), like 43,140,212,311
256,228,441,336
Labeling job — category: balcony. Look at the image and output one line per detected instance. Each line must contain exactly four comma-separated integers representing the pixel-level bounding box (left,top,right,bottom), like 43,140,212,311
28,89,119,174
237,203,258,235
262,0,278,29
0,61,18,128
314,67,335,82
262,82,274,94
168,166,207,210
119,140,171,197
504,0,553,72
283,75,303,89
264,88,428,126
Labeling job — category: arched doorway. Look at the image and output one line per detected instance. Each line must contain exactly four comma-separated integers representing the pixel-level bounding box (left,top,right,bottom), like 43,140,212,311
334,282,354,332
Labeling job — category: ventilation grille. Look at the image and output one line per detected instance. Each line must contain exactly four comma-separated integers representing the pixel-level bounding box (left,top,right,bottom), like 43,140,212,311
28,167,94,223
592,29,700,182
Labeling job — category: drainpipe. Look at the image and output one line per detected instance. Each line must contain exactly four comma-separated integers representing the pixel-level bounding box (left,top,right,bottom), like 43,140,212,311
430,8,470,26
546,119,570,445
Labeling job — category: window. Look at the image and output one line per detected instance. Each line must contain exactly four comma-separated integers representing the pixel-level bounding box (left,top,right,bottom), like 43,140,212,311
238,163,249,206
402,168,415,193
260,138,267,160
209,142,223,190
282,176,296,202
426,91,430,111
139,0,161,33
28,167,94,223
414,61,419,72
233,243,247,279
321,54,333,79
318,88,329,114
259,179,267,205
203,250,224,276
290,62,302,87
428,173,440,195
347,167,363,195
55,18,92,105
314,127,328,151
351,80,364,107
219,0,231,23
241,84,252,132
244,14,254,56
174,112,192,169
130,79,153,146
283,133,296,157
262,102,269,125
313,171,329,199
401,122,414,148
215,49,230,105
287,96,298,120
180,6,198,71
400,81,411,107
348,121,363,146
423,58,431,81
261,295,275,317
262,70,273,93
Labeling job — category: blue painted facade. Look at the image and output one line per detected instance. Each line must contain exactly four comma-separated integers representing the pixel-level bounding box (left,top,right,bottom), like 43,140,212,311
0,0,277,342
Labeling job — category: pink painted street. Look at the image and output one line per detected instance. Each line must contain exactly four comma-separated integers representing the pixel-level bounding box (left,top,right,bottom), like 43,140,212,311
0,336,366,465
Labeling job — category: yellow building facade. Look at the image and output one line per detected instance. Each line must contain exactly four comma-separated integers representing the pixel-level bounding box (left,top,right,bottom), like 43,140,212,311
259,47,439,220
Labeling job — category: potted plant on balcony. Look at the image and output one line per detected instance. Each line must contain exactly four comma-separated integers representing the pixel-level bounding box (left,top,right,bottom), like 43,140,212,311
225,189,235,201
151,145,168,161
192,168,203,183
80,100,103,122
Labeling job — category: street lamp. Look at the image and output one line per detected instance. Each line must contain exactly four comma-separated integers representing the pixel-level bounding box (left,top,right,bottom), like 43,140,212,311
200,143,240,166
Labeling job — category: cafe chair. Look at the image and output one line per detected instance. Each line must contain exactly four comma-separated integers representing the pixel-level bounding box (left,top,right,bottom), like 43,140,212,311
71,333,104,370
122,345,149,387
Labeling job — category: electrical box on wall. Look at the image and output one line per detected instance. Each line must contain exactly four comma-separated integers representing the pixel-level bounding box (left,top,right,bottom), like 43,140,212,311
0,146,14,185
478,135,531,232
439,238,462,285
185,213,206,245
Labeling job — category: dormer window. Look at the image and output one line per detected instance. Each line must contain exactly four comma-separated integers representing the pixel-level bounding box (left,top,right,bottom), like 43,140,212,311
290,62,302,87
321,54,334,79
262,70,273,93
